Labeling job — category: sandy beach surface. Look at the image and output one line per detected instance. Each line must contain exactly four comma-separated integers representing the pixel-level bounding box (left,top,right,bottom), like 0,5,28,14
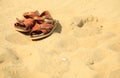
1,0,120,78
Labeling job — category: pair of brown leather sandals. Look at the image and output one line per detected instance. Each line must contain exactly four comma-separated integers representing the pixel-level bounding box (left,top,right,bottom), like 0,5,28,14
14,10,57,40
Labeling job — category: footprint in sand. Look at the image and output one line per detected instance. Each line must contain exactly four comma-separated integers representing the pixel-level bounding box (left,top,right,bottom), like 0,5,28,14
38,52,70,78
108,69,120,78
70,15,103,37
108,39,120,53
86,48,108,70
0,47,19,65
5,33,31,45
0,47,24,78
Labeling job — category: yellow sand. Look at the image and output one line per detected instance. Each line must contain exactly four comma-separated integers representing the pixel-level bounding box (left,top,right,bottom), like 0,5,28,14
0,0,120,78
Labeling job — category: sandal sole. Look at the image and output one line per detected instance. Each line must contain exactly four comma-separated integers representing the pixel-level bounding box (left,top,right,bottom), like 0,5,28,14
15,27,30,33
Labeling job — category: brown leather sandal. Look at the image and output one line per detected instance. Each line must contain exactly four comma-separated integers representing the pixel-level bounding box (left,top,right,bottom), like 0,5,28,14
14,18,35,32
23,10,40,19
33,10,53,24
30,20,57,40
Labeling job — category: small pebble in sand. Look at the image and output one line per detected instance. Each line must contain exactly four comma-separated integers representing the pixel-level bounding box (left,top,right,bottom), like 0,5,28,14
62,57,68,61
